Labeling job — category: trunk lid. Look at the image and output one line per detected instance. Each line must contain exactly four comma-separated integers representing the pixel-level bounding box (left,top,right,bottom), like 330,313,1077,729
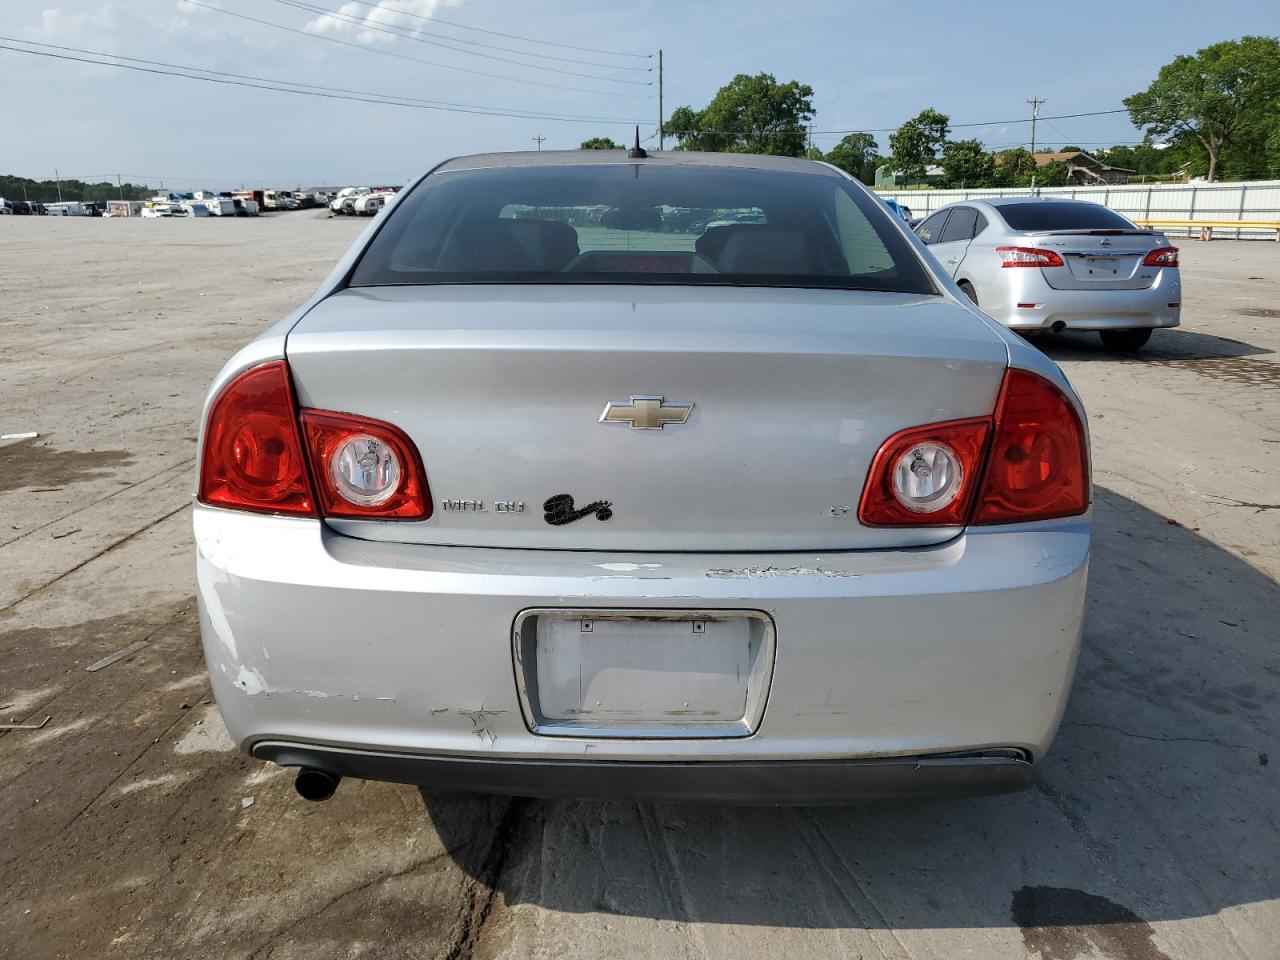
286,285,1010,551
1028,230,1165,291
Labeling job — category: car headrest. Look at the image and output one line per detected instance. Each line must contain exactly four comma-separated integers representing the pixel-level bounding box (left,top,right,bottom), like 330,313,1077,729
506,218,581,271
694,223,769,263
716,229,819,275
436,219,538,273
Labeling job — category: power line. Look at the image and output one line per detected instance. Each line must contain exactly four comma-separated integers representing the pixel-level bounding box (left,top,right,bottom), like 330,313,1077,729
180,0,653,98
0,41,649,125
0,35,642,123
335,0,650,58
804,108,1131,138
664,109,1134,141
269,0,650,71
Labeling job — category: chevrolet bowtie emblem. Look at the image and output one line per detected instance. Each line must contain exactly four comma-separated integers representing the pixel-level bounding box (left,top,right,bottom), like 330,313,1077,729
599,395,694,430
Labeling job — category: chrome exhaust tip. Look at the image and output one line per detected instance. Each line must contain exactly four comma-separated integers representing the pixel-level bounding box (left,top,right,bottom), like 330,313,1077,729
294,768,341,802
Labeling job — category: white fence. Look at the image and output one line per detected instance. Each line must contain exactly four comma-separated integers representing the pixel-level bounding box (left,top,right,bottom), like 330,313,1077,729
874,180,1280,240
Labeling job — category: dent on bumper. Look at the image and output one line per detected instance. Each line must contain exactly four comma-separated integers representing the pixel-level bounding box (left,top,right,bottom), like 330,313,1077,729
195,504,1089,769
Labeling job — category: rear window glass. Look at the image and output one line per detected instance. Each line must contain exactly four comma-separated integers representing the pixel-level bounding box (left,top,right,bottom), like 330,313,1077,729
997,202,1135,232
348,163,935,294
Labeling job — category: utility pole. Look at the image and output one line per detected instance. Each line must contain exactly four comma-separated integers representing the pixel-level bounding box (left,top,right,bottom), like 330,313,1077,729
54,167,63,202
1027,96,1045,190
531,135,546,151
657,49,664,150
116,173,123,200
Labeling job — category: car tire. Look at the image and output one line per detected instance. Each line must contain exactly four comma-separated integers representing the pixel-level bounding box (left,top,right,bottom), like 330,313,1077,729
957,281,978,305
1099,329,1153,352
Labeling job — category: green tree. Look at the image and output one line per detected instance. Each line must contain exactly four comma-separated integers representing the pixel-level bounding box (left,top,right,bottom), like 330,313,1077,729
666,73,815,156
940,138,995,187
1125,35,1280,181
993,148,1037,186
1035,161,1071,187
823,132,880,183
579,137,623,150
0,174,151,203
1267,123,1280,178
887,108,950,180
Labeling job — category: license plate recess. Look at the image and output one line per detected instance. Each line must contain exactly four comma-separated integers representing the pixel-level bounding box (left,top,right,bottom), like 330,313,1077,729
512,609,776,739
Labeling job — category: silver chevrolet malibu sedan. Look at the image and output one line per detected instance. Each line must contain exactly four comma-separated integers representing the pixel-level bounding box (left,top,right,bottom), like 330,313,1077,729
915,197,1180,351
195,149,1091,804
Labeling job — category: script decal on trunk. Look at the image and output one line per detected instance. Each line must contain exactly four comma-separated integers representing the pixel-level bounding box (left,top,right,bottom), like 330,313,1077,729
543,494,613,525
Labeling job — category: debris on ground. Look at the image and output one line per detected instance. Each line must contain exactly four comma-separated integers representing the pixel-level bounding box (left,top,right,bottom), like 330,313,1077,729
0,716,51,731
86,641,149,673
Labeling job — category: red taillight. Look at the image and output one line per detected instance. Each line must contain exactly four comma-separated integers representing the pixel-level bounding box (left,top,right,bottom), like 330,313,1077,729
198,361,315,516
996,246,1065,268
1142,247,1178,267
199,360,431,520
859,370,1089,528
300,410,431,520
972,369,1089,525
858,419,992,527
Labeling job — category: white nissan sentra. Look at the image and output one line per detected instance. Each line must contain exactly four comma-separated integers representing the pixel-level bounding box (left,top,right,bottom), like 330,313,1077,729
195,149,1091,804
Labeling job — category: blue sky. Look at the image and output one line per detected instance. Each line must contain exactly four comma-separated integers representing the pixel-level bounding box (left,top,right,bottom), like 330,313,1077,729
3,0,1275,189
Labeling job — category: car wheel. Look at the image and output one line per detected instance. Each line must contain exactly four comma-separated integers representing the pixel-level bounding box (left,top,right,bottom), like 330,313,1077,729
957,281,978,305
1099,329,1153,352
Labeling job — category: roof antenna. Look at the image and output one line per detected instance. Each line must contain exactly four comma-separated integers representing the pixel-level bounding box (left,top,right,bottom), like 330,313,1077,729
627,125,648,159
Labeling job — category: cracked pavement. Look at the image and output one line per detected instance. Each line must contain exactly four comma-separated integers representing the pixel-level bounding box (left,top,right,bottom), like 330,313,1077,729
0,215,1276,959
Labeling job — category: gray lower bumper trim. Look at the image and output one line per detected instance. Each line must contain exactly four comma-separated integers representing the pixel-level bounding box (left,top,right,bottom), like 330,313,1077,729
252,742,1033,803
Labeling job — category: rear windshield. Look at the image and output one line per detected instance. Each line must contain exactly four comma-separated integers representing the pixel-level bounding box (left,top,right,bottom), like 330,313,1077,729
348,163,936,294
997,201,1136,232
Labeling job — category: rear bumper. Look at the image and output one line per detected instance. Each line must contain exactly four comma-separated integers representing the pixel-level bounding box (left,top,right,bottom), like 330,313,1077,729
195,504,1089,799
973,266,1181,331
255,741,1033,803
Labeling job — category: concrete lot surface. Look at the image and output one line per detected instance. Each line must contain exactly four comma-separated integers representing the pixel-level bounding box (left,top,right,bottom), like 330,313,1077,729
0,214,1276,959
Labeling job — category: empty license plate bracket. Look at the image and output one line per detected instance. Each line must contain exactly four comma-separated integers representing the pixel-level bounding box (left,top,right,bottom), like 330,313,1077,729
512,609,776,739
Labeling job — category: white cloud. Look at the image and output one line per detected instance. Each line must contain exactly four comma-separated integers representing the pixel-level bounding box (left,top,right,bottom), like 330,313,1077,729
304,0,463,45
28,2,119,41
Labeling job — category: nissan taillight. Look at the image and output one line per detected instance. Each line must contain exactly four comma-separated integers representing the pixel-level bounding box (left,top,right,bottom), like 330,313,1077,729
1141,247,1179,267
996,246,1065,268
860,369,1089,527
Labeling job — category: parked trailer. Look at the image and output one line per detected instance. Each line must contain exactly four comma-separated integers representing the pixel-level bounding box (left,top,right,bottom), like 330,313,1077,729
47,201,86,216
106,200,145,217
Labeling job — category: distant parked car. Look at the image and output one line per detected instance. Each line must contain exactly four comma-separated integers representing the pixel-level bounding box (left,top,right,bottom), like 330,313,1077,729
10,200,32,215
330,186,371,215
0,198,12,214
353,193,390,216
141,203,187,218
882,198,912,224
915,197,1180,351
